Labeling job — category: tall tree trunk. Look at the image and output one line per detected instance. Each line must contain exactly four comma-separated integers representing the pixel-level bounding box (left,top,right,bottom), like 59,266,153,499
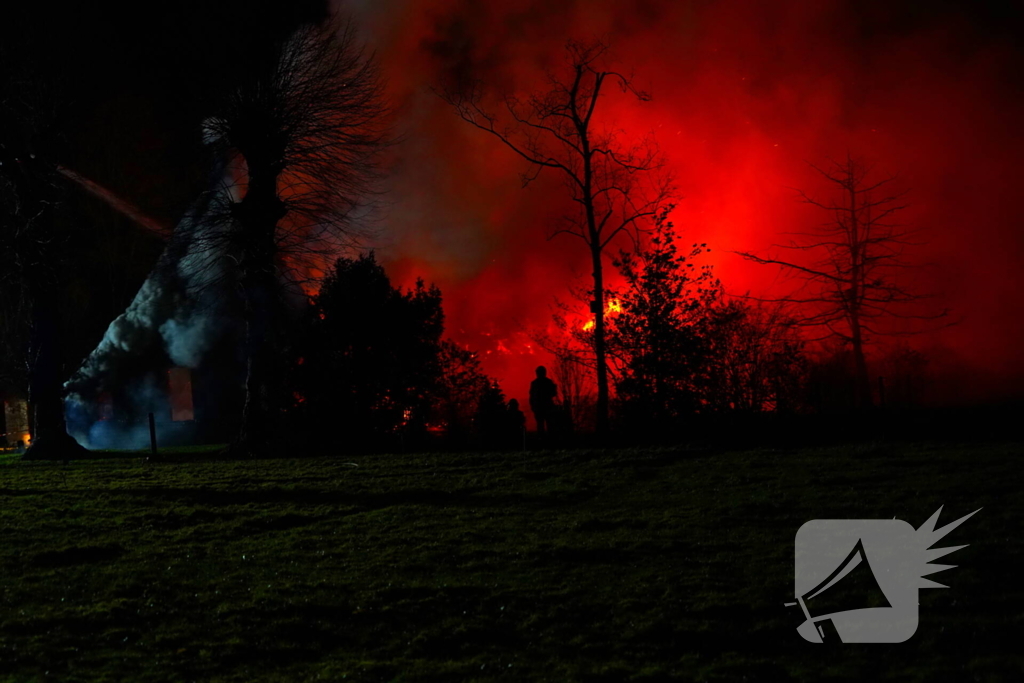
233,267,278,456
849,313,873,410
22,288,88,460
581,122,610,434
228,170,285,458
591,243,609,434
846,164,873,410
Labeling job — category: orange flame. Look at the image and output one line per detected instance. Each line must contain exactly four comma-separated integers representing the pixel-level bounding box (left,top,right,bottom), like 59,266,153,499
582,299,623,332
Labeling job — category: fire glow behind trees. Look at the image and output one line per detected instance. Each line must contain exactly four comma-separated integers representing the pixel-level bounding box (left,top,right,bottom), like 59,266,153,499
7,0,1023,428
440,39,674,433
341,0,1024,412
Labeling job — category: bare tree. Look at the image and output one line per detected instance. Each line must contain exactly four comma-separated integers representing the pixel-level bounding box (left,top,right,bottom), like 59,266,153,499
736,155,948,409
0,53,88,459
700,300,806,414
550,342,595,434
441,39,673,434
203,20,388,456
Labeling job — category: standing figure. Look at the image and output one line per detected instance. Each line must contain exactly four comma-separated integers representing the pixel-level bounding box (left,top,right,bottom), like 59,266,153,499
506,398,526,450
529,366,557,436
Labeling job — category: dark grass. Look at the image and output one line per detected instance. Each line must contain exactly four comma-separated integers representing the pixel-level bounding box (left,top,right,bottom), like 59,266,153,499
0,442,1021,682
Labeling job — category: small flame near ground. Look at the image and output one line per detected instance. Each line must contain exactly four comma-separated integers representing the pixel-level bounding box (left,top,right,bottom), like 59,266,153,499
2,399,31,449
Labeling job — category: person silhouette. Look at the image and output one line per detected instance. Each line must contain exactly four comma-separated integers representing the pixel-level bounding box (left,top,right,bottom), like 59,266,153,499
506,398,526,449
529,366,557,436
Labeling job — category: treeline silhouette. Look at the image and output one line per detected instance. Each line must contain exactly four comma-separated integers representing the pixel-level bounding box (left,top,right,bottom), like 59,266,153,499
267,241,996,457
2,18,1004,458
560,212,1006,447
287,253,522,453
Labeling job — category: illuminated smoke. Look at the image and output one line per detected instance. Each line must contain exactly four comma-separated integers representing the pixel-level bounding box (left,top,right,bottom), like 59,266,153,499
64,147,242,449
336,0,1024,404
59,2,1024,447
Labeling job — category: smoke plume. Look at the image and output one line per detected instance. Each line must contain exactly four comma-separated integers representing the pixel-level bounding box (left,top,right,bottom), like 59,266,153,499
335,0,1024,406
64,149,242,448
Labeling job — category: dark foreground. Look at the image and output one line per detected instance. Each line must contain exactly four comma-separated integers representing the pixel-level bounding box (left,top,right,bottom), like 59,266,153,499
0,442,1021,682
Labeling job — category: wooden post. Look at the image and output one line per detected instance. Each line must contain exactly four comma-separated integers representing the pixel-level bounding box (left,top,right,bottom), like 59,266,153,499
148,412,157,455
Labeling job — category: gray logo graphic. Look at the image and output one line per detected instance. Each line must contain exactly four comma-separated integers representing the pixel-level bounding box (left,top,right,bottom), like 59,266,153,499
789,506,979,643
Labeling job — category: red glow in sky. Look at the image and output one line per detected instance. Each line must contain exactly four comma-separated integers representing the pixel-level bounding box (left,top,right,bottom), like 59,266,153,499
335,0,1024,407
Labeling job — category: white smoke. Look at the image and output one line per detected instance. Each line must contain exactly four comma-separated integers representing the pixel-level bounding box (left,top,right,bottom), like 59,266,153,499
75,374,167,450
159,314,215,368
65,207,231,400
64,145,242,446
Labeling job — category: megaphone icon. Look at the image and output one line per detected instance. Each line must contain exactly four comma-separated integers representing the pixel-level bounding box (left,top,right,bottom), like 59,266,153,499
791,509,978,643
793,538,892,642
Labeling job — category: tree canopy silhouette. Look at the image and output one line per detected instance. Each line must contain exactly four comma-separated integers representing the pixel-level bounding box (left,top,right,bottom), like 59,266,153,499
602,209,806,432
606,208,718,428
293,253,444,450
202,20,388,456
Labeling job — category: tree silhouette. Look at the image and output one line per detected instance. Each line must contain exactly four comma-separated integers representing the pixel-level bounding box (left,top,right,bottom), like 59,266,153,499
203,21,387,456
441,39,673,434
698,300,806,414
435,340,493,445
606,207,719,429
549,339,595,434
0,51,88,460
293,253,444,451
606,210,806,431
736,155,947,409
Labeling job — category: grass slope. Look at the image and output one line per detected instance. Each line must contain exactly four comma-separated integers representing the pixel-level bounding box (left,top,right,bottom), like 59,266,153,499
1,442,1021,682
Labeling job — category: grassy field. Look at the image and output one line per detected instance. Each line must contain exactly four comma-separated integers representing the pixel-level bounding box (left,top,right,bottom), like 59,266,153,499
0,441,1021,682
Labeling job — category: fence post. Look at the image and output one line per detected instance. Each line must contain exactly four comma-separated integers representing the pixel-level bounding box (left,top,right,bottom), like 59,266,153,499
148,412,158,455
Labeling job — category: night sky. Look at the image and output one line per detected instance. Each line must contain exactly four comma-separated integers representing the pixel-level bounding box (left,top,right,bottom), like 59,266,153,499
9,0,1024,406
